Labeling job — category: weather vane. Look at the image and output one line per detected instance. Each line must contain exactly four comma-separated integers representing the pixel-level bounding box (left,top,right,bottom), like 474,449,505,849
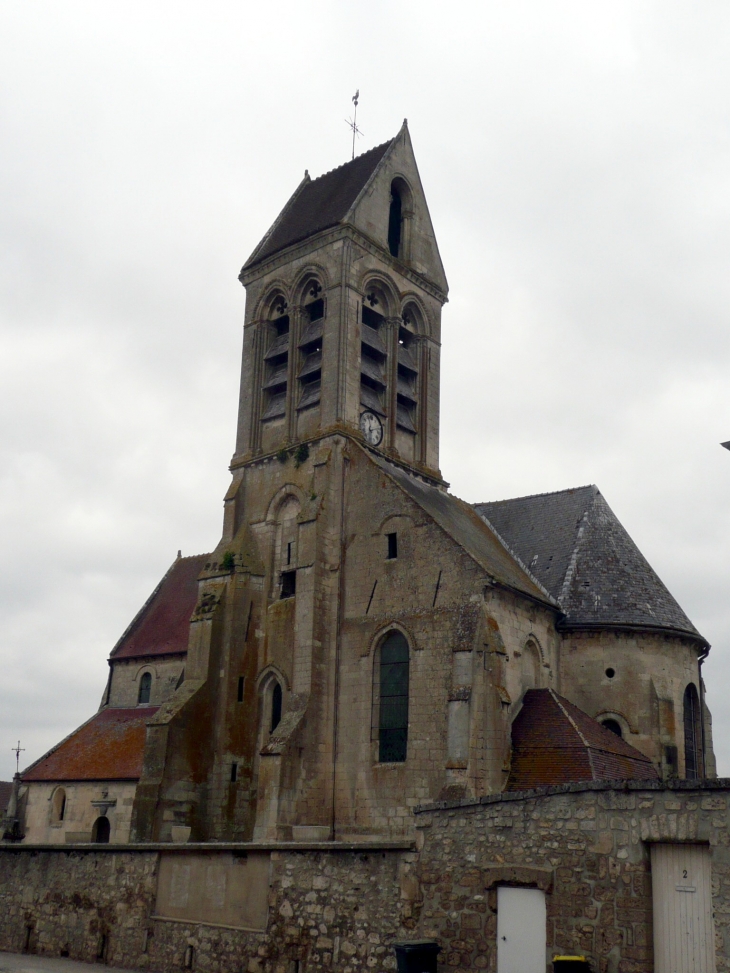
345,90,363,160
11,740,25,775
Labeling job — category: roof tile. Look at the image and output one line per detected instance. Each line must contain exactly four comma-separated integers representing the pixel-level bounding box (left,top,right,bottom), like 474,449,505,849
110,554,208,660
22,707,157,782
243,140,393,269
507,688,659,790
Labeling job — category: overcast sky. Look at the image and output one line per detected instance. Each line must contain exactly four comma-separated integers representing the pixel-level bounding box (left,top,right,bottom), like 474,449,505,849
1,1,729,782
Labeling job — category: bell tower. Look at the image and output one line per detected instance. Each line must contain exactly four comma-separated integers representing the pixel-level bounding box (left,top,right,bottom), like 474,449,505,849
234,120,448,479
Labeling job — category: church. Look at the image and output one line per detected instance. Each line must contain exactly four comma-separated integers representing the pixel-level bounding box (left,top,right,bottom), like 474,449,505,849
10,121,713,849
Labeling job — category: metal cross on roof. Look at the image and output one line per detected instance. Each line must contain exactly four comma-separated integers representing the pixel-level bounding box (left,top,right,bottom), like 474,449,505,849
11,740,24,775
345,90,363,160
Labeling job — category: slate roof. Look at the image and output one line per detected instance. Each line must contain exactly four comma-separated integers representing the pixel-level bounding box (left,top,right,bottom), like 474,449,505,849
507,689,659,790
110,554,208,661
0,780,12,814
370,453,555,605
22,707,157,782
475,486,703,643
243,140,394,270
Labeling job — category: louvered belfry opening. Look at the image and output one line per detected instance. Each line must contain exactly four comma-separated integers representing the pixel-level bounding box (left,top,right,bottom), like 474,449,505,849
298,281,324,410
397,308,419,434
262,298,290,420
360,294,388,418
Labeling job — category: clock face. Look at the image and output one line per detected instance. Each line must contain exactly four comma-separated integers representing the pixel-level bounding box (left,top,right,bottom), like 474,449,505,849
360,410,383,447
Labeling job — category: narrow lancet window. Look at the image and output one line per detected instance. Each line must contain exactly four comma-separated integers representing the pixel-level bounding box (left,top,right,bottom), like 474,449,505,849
271,682,283,733
379,631,409,762
684,683,703,779
388,184,402,257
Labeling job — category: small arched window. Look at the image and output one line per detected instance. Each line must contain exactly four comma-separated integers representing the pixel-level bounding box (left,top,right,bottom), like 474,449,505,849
138,672,152,705
271,682,283,734
52,787,66,823
92,816,110,844
601,719,623,739
684,683,703,780
378,631,410,762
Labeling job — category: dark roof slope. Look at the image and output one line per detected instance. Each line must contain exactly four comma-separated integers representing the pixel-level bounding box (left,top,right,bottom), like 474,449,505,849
507,688,659,790
0,780,12,813
243,140,393,269
22,707,157,782
475,486,703,642
110,554,207,661
370,453,555,605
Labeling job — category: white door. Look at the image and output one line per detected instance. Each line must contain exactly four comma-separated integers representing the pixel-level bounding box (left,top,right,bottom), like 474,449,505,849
651,843,716,973
497,886,546,973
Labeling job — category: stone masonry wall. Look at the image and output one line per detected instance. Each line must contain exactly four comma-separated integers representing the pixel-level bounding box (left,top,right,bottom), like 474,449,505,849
0,843,414,973
410,781,730,973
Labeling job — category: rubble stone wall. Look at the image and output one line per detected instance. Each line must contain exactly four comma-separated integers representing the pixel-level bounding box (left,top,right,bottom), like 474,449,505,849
410,781,730,973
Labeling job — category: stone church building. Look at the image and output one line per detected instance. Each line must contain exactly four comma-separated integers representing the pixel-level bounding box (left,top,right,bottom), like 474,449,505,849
11,121,714,850
4,122,730,973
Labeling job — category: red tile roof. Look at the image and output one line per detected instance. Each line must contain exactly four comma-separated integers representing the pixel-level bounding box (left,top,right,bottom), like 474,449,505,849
110,554,207,660
22,707,158,782
507,688,659,790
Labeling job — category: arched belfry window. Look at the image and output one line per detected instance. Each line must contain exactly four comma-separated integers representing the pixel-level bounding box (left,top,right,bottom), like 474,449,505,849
396,306,420,434
388,184,402,257
262,297,290,421
683,683,703,780
298,281,324,410
138,672,152,705
360,290,388,418
387,178,412,261
378,631,410,762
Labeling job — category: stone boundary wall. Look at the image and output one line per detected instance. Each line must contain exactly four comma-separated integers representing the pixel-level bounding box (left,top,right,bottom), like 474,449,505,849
409,780,730,973
0,842,415,973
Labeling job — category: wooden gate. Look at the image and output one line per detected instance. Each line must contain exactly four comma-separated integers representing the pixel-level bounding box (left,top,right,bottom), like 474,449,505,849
651,843,716,973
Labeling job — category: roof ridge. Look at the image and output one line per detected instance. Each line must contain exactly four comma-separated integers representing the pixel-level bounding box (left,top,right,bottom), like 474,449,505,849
549,688,597,778
558,505,591,605
474,484,598,506
308,138,394,185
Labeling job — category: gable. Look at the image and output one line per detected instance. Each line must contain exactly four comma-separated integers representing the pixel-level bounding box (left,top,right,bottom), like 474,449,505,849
366,450,555,606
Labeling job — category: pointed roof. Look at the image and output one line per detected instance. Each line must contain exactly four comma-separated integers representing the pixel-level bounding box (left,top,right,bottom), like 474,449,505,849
507,688,659,790
474,486,704,643
110,554,208,661
369,452,556,606
22,707,157,782
243,138,395,270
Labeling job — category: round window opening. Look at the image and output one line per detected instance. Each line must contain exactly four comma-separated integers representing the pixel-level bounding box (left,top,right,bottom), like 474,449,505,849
605,667,615,679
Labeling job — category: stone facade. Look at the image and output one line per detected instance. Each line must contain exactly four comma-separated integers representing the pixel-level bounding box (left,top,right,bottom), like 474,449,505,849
21,780,137,845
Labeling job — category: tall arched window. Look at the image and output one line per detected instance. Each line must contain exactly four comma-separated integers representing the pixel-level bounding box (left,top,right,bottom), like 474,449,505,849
378,631,410,763
52,787,66,823
684,683,703,780
138,672,152,705
262,296,290,421
388,184,402,257
271,682,283,734
92,816,110,844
